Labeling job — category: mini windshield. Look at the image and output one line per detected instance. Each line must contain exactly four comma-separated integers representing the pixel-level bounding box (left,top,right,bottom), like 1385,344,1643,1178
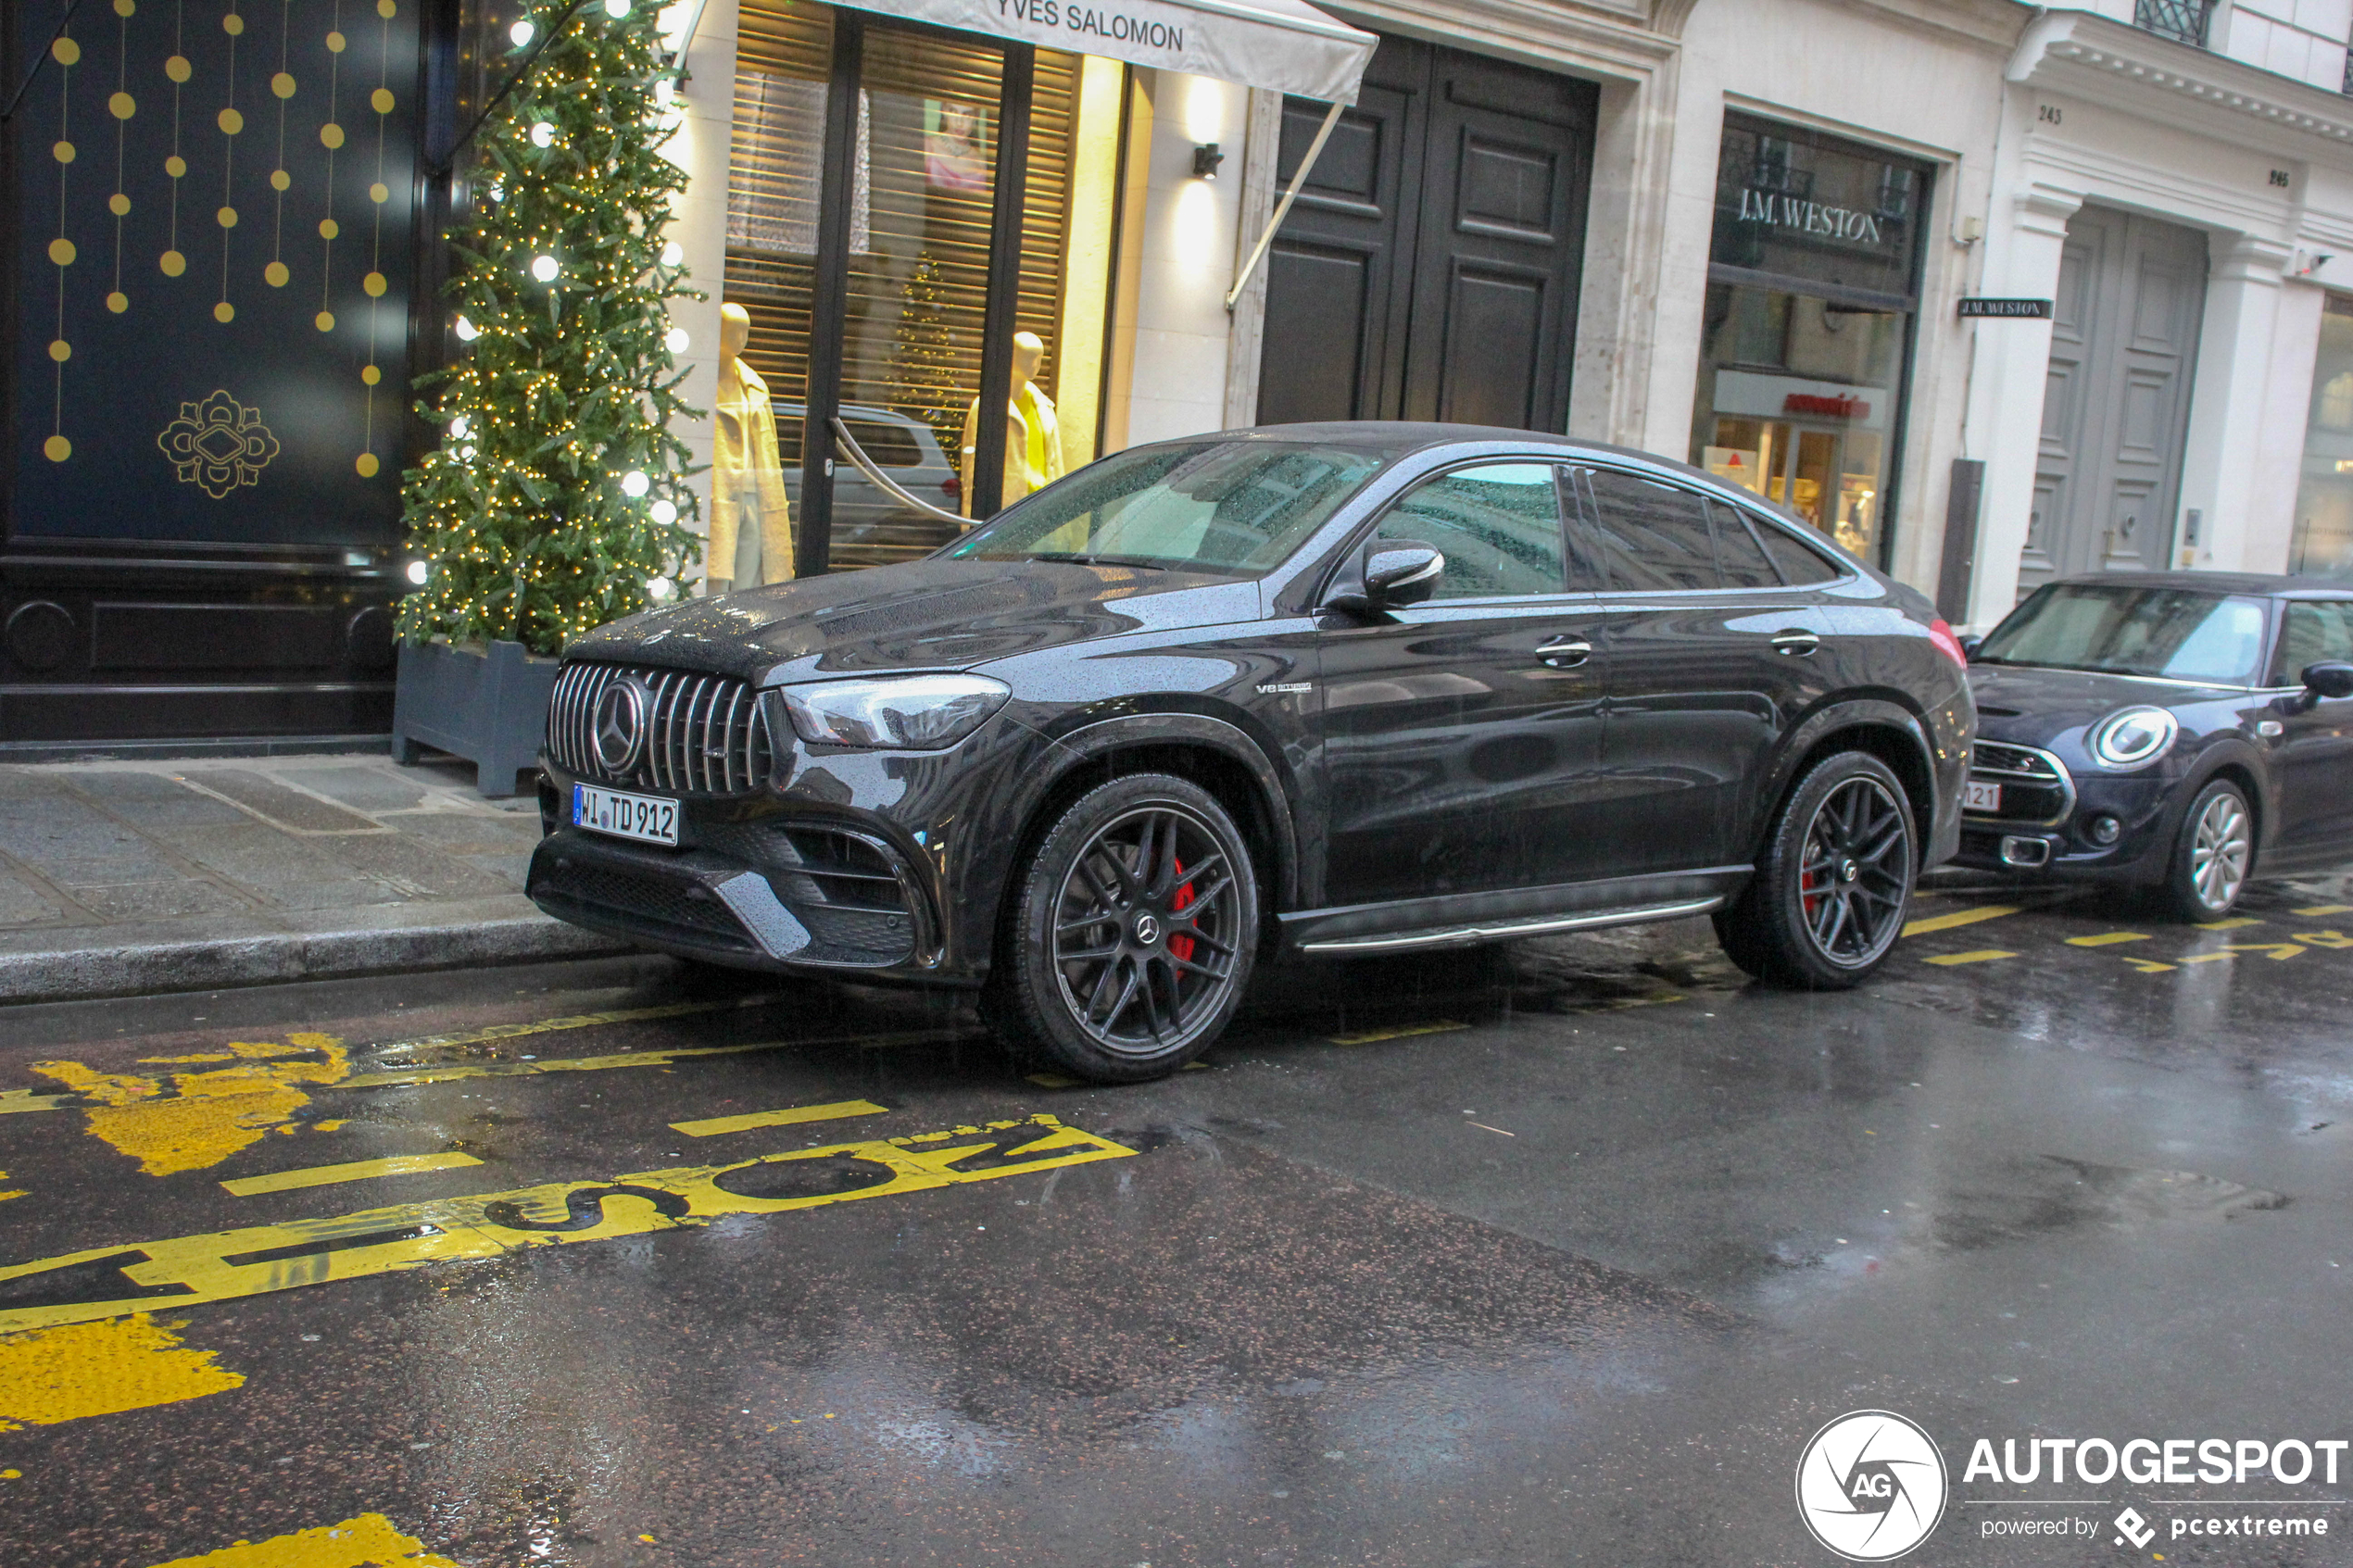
1976,585,2271,685
946,441,1386,574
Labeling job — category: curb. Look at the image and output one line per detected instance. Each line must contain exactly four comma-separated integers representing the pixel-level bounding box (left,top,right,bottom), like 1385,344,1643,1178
0,914,632,1007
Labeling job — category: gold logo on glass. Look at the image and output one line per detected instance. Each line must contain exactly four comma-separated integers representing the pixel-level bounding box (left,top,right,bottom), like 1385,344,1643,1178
157,390,282,498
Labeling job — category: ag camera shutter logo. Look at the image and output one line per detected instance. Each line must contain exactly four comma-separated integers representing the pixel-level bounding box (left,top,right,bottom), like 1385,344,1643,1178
1796,1410,1949,1560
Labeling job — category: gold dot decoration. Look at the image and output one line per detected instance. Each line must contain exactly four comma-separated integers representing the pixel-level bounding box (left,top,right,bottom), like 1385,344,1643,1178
52,37,82,66
319,218,339,239
49,340,71,363
360,364,382,384
217,205,238,228
271,71,296,99
314,309,334,331
114,0,135,14
221,11,244,34
371,88,394,115
325,30,346,51
369,181,388,204
109,192,131,215
362,270,386,296
165,154,187,177
217,107,244,135
356,452,380,477
44,436,72,463
270,169,290,191
53,141,76,164
161,248,186,275
109,92,136,119
166,54,192,82
214,301,235,322
265,259,289,286
107,290,130,312
320,122,345,149
48,237,76,266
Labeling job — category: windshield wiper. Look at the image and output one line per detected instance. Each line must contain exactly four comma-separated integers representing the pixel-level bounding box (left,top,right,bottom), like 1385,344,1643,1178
1028,552,1176,571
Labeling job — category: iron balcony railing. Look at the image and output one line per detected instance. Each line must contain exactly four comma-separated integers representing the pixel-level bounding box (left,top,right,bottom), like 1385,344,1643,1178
2134,0,2211,46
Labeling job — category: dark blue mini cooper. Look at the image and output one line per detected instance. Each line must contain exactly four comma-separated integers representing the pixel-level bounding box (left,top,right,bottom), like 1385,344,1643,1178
528,424,1973,1081
1958,573,2353,918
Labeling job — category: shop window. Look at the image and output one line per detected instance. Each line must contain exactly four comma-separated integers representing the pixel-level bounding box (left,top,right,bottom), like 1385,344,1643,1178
1690,116,1929,569
2290,295,2353,578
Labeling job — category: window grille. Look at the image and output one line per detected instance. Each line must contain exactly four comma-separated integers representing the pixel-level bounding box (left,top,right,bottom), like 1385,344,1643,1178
2133,0,2210,46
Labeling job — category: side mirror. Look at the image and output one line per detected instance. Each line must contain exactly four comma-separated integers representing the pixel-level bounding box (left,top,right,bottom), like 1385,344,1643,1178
1957,633,1983,661
2303,660,2353,700
1326,540,1444,614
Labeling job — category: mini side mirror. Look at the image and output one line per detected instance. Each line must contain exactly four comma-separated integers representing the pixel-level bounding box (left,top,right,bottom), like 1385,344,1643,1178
1327,540,1444,613
1958,633,1983,661
2303,660,2353,700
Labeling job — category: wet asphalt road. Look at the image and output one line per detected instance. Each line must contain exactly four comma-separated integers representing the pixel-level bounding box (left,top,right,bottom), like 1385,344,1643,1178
3,870,2352,1568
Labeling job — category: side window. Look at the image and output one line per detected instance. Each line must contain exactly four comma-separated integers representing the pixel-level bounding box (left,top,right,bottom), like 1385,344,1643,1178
1376,463,1566,599
1585,469,1718,591
1748,515,1843,585
2273,601,2353,684
1709,500,1782,589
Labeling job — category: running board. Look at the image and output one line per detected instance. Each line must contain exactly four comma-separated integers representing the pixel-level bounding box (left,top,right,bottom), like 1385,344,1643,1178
1295,896,1727,956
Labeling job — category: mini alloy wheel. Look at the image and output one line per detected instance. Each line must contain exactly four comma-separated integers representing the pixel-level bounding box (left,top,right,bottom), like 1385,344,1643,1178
1716,750,1917,989
2162,778,2253,921
993,773,1259,1081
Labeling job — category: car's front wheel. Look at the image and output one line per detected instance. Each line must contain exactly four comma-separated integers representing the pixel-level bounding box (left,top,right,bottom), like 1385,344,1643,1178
2158,777,2253,922
989,773,1259,1083
1716,750,1917,989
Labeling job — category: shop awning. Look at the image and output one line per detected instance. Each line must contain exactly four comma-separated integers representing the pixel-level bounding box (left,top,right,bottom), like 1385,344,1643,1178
829,0,1377,104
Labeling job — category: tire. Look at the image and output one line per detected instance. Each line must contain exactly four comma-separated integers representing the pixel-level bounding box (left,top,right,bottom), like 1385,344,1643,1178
988,772,1260,1083
1715,750,1917,990
2158,778,2253,922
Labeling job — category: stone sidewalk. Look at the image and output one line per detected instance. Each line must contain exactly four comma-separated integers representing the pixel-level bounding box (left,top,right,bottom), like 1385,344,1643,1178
0,753,623,1005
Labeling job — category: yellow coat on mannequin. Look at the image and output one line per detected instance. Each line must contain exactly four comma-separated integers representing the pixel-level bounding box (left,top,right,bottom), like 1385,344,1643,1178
709,303,796,590
960,332,1065,519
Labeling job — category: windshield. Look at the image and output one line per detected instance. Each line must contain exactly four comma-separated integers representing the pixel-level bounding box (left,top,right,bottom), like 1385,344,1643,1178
1976,585,2271,684
946,441,1386,574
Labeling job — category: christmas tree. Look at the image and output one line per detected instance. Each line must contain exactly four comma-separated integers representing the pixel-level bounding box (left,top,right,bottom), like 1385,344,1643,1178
396,0,702,657
886,251,964,457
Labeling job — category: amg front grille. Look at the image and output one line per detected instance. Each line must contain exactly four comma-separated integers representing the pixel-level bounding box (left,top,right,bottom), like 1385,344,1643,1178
547,662,774,796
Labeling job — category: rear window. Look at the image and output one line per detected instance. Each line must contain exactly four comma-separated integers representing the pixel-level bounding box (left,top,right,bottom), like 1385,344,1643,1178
1748,516,1843,584
1586,470,1719,591
1708,501,1782,589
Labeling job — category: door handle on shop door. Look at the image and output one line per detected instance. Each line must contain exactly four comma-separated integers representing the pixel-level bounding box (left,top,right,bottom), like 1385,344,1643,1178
1772,631,1820,657
1536,636,1592,668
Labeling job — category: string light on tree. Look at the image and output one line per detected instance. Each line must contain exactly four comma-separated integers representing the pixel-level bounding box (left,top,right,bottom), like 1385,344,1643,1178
664,326,688,353
530,254,559,282
510,19,535,45
621,470,648,497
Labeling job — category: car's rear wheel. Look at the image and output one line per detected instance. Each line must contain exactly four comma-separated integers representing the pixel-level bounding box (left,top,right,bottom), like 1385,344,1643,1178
1716,750,1916,989
2158,778,2252,922
989,773,1258,1083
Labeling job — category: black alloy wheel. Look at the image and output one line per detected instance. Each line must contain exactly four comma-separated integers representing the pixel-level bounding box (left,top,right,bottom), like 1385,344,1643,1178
991,772,1259,1082
1717,750,1917,989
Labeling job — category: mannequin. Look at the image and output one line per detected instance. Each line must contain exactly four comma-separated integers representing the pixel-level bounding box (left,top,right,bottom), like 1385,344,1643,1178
959,331,1064,520
709,302,796,592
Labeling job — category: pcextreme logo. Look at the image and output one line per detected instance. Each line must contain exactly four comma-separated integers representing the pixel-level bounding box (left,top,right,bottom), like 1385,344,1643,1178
1796,1410,1951,1561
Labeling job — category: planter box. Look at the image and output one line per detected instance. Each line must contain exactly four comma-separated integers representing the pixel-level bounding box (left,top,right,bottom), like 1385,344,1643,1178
392,638,560,798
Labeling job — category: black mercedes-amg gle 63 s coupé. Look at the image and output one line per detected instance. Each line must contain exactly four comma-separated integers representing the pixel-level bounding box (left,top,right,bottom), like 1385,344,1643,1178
527,423,1974,1082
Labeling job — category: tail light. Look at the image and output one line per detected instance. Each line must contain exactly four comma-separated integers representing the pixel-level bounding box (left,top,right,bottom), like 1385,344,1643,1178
1927,618,1969,670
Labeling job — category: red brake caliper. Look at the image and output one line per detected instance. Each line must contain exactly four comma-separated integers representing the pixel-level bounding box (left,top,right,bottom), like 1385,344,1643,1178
1801,835,1824,921
1169,857,1195,967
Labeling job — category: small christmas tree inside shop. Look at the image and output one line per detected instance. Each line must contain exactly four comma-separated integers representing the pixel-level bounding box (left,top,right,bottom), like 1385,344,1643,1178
390,0,702,795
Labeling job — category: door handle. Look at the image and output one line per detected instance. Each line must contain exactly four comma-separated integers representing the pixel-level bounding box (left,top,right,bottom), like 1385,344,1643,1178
1536,636,1592,669
1771,631,1820,657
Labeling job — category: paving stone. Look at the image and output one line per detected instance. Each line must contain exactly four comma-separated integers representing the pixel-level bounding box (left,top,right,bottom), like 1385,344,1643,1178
275,764,428,813
161,822,399,902
0,870,64,927
182,769,385,832
69,771,250,827
0,795,189,887
389,812,547,855
69,879,252,922
321,833,517,899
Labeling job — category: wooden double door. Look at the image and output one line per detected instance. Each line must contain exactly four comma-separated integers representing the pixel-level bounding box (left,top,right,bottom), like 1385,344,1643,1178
2024,204,2208,595
1254,37,1595,433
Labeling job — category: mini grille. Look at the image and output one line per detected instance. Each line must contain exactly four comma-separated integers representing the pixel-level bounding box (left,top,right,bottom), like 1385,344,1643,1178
1973,743,2061,779
547,662,774,795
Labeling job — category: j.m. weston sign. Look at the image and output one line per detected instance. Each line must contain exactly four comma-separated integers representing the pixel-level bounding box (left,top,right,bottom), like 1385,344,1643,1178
1735,188,1891,248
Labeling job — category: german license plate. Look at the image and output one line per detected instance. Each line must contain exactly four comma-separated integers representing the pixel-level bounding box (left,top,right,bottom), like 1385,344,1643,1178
1962,779,2002,813
573,783,678,846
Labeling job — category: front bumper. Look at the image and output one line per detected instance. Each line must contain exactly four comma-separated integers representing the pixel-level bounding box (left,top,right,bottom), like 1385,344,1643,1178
1951,743,2171,881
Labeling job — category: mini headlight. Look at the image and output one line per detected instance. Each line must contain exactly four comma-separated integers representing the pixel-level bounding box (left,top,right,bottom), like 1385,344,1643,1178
2089,706,2178,770
781,673,1011,750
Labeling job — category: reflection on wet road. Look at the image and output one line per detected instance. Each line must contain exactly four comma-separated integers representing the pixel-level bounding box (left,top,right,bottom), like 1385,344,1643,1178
2,867,2350,1565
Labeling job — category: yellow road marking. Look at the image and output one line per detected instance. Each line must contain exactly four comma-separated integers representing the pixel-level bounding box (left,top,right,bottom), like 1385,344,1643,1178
671,1099,887,1137
2066,931,2151,947
0,1090,74,1115
339,1029,973,1089
1924,949,2017,966
0,1115,1136,1336
2295,929,2353,948
143,1513,458,1568
219,1152,484,1197
2194,916,2263,931
0,1313,243,1430
34,1035,349,1176
2181,951,2234,964
2293,904,2353,916
1902,904,2020,937
2122,957,2177,973
2225,942,2306,961
0,1173,20,1204
1329,1020,1470,1046
366,997,782,1062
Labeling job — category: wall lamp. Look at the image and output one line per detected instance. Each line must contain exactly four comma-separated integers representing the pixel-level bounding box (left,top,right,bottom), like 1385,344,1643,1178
1192,143,1225,180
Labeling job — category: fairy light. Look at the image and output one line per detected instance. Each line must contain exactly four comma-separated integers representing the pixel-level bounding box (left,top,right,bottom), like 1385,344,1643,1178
664,326,688,353
530,255,559,282
661,239,683,267
621,470,648,496
510,19,535,45
650,498,677,524
530,121,556,148
454,315,479,341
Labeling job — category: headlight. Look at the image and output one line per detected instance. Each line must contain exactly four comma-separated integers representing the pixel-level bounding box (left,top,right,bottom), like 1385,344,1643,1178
2089,706,2178,770
781,673,1011,750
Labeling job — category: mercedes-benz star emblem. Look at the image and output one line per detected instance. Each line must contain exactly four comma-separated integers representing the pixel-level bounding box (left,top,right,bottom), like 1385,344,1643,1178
1132,913,1162,947
592,680,648,775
